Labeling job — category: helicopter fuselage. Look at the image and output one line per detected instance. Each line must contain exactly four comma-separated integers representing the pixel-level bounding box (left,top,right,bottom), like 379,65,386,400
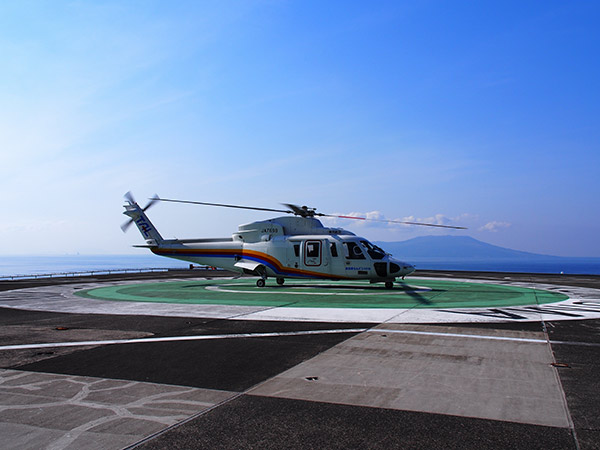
124,204,415,287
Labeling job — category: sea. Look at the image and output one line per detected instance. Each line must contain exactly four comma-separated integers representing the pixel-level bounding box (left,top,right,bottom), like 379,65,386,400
1,254,599,278
0,255,190,279
405,257,600,275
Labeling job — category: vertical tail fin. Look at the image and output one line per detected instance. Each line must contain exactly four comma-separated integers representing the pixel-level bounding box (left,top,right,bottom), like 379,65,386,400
122,194,164,246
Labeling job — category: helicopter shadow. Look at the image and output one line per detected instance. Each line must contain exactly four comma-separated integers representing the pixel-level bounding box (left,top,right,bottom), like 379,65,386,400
276,282,436,305
393,282,434,305
178,281,436,306
280,283,391,291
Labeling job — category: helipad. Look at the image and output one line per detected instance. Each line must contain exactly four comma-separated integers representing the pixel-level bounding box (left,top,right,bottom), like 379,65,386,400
2,275,599,323
76,278,567,309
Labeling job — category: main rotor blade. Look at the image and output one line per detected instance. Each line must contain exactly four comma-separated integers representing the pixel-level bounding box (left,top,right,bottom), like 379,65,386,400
321,213,467,229
149,196,467,229
153,197,292,215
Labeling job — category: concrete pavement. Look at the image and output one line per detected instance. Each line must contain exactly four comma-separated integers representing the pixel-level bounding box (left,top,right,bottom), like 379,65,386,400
0,270,598,449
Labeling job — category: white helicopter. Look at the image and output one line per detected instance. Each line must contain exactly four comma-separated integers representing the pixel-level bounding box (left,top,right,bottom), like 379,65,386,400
121,192,465,288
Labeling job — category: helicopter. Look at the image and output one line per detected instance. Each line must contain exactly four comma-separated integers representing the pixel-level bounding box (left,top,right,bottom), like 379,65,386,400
121,192,466,288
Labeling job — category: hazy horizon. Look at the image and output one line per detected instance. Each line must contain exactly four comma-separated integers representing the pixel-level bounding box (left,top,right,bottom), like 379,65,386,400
4,234,600,259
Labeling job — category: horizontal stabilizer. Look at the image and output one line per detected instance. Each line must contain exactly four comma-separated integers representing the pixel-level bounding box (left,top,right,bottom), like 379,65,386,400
234,259,263,272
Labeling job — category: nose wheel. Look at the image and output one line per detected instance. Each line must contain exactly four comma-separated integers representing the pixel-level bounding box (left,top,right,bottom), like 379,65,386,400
385,281,394,289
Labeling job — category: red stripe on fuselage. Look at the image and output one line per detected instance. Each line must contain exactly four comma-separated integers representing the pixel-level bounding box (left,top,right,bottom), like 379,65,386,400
151,247,350,279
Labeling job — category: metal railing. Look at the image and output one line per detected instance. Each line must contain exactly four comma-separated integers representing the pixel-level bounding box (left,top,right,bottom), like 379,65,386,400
0,266,220,281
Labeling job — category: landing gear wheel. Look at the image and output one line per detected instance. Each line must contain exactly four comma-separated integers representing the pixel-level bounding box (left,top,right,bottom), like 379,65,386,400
276,277,285,286
385,281,394,289
256,278,266,288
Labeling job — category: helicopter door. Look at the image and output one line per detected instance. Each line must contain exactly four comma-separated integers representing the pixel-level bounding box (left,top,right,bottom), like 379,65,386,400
304,240,322,267
286,242,301,269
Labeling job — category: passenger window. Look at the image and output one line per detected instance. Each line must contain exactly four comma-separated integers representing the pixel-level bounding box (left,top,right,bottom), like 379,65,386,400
304,241,322,266
330,242,338,257
293,244,300,257
306,241,320,257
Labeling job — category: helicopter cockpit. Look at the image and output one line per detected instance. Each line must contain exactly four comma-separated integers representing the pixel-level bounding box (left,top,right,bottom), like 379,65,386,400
343,241,365,259
360,240,387,260
342,239,387,260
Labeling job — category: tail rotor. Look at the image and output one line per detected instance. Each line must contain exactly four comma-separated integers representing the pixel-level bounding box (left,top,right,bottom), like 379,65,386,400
120,192,159,232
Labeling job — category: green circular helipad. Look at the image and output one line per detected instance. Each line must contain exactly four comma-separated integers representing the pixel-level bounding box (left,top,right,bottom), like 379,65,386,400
75,278,567,309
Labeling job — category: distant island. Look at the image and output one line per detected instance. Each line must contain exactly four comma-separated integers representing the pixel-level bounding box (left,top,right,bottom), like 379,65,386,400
375,235,561,260
373,236,600,274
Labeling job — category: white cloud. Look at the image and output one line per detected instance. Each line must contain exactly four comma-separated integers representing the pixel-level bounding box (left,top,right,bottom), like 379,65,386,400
322,211,388,228
323,211,468,230
479,221,511,232
400,214,453,227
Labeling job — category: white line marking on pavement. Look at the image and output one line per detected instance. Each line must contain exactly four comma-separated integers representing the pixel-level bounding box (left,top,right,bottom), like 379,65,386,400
2,327,598,351
372,328,548,343
371,328,600,347
0,328,368,351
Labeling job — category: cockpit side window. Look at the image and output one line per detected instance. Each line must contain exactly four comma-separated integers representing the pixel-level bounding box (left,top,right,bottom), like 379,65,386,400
343,241,366,260
360,240,386,260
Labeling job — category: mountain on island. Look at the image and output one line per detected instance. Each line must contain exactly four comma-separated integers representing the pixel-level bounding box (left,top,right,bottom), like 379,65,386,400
374,236,559,260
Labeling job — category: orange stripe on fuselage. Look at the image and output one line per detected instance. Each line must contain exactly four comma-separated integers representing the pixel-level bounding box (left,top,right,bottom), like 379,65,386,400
151,247,350,279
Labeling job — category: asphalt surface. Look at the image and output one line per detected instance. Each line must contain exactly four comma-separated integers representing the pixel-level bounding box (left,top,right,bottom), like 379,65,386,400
13,317,364,392
138,395,575,450
0,269,598,449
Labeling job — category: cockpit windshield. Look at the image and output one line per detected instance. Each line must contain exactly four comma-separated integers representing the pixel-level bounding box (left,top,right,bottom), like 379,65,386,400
360,240,387,260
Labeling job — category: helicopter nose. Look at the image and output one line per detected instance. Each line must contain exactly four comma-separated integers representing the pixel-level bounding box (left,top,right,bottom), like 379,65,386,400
390,259,415,276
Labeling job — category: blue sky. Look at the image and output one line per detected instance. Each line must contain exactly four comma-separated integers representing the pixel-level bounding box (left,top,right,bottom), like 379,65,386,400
1,1,598,257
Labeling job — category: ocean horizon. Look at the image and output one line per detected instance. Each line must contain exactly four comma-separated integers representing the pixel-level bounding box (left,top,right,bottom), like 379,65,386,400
0,254,190,278
1,254,599,278
405,256,600,275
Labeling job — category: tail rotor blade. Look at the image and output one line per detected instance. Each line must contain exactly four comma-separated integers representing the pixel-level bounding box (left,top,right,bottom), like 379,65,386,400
143,194,159,212
122,191,155,234
120,219,134,232
124,191,136,204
